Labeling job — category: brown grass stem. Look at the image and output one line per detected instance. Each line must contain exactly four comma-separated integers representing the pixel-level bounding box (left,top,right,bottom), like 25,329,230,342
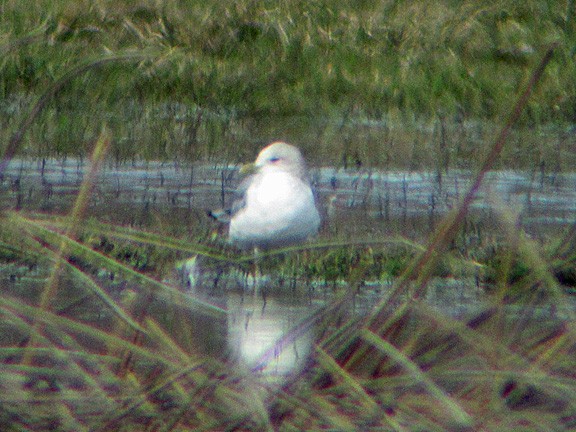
23,131,111,364
371,42,558,320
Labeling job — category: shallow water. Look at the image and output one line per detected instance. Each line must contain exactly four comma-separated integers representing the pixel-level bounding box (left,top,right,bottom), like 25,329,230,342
1,159,575,378
1,158,574,234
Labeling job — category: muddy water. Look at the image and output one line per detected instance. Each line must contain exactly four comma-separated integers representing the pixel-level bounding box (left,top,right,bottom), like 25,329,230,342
1,159,575,378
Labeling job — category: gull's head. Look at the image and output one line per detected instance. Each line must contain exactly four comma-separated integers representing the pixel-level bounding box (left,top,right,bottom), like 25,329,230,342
252,142,307,178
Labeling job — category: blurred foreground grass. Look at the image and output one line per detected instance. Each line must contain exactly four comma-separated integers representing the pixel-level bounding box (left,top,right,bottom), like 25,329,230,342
0,176,575,430
1,2,576,430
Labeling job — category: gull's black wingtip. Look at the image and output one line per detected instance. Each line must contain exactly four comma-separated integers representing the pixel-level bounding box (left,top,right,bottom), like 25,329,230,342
207,208,232,223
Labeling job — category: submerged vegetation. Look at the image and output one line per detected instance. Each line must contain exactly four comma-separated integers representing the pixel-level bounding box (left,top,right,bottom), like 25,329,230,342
1,1,576,430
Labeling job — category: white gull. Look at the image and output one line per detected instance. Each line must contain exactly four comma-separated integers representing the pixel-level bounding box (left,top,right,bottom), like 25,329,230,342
226,141,320,249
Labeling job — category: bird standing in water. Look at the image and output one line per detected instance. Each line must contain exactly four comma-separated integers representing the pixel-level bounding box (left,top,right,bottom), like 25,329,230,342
216,141,321,250
205,142,321,375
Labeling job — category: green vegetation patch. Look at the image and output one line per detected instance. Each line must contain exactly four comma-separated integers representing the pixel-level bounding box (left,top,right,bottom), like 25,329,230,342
0,0,575,164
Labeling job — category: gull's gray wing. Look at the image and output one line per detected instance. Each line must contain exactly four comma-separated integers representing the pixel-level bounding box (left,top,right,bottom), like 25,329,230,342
207,172,254,223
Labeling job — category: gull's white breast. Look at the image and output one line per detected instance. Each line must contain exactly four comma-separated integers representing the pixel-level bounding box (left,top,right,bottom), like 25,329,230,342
229,170,320,248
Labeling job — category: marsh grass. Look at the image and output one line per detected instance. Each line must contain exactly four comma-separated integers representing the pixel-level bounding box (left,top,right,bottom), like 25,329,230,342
0,40,575,430
0,0,575,168
1,190,575,429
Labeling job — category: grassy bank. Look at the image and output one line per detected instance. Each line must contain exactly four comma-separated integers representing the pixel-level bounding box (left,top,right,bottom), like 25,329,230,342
0,0,575,165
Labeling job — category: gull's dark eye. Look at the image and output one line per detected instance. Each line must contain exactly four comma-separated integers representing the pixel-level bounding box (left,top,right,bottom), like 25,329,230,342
269,157,280,163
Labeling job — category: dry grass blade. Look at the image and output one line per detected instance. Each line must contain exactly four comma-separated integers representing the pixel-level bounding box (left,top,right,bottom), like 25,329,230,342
0,296,183,369
31,216,235,261
372,42,558,315
55,249,146,333
92,360,210,432
315,346,380,413
22,131,111,364
360,328,473,427
9,212,225,317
